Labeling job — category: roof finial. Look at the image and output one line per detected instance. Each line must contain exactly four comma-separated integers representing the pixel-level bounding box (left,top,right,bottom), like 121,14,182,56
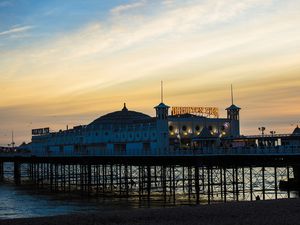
161,80,163,103
122,102,128,111
231,84,234,105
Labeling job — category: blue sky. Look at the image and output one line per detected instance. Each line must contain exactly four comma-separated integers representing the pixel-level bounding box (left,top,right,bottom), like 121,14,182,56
0,1,123,48
0,0,300,145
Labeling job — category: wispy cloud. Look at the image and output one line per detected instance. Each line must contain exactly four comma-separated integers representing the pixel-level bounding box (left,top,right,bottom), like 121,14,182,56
0,25,33,37
17,0,273,62
110,0,146,15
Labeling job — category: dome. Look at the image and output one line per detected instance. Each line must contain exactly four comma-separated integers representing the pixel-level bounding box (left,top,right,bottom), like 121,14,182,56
292,125,300,135
89,103,151,126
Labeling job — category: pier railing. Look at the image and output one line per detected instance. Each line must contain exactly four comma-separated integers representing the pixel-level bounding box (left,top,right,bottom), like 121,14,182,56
1,145,300,157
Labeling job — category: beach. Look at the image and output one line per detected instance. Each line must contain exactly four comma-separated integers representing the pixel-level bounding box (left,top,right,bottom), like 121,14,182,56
1,198,300,225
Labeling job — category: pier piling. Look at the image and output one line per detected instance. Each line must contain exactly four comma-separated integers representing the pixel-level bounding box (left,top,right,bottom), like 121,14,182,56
14,161,21,185
0,155,297,205
0,161,3,182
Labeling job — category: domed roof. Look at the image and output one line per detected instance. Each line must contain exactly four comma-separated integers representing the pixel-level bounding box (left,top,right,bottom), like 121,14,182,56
292,125,300,135
154,102,170,108
226,104,241,110
89,103,151,126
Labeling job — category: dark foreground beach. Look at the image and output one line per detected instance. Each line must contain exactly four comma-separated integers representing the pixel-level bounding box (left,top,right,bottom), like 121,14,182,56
1,198,300,225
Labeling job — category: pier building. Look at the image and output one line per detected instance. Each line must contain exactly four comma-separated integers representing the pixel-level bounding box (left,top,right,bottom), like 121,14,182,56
30,99,240,155
1,94,300,205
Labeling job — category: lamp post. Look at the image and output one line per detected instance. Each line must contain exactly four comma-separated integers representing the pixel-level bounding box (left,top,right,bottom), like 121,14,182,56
258,127,266,136
270,130,276,147
258,127,266,148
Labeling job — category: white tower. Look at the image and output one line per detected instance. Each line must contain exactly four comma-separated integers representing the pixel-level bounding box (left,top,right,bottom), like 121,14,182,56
154,81,170,153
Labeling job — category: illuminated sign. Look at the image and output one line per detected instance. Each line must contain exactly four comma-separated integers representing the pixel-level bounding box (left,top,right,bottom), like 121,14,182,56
32,127,50,136
171,106,219,118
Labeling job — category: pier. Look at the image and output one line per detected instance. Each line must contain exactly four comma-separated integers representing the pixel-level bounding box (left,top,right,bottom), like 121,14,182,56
1,146,300,204
1,103,300,204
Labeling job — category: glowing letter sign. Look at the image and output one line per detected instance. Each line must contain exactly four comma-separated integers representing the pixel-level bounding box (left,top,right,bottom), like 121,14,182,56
32,127,50,136
171,106,219,118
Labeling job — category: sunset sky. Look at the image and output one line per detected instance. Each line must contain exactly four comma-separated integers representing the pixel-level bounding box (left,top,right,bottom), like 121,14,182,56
0,0,300,145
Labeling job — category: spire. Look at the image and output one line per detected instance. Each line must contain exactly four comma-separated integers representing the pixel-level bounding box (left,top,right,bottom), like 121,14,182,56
231,84,234,105
226,84,240,110
154,80,169,109
161,80,163,103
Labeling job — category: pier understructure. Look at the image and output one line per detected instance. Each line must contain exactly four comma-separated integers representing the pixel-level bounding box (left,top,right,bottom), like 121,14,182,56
0,155,299,204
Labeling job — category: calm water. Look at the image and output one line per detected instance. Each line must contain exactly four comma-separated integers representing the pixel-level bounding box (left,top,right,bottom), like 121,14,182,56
0,184,140,219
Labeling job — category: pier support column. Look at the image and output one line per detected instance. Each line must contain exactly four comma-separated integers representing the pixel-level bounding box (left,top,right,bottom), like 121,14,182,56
287,166,290,198
292,166,300,190
223,167,227,203
195,166,200,204
250,166,253,201
274,166,278,199
262,167,265,200
147,166,151,200
88,164,92,194
14,161,21,185
50,164,53,191
0,162,4,182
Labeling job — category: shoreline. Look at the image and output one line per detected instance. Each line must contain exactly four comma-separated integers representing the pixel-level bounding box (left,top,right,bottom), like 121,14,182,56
1,198,300,225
